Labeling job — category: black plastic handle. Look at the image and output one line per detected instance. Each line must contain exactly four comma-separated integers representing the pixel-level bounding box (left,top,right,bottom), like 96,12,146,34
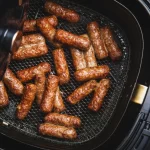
137,0,150,16
0,28,22,80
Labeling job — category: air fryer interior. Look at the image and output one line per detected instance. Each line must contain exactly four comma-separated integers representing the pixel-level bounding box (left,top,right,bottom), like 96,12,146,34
0,0,131,146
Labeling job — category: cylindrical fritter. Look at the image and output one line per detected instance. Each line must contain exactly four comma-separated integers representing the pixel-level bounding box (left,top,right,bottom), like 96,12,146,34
23,15,58,33
17,84,36,120
44,1,80,23
0,81,9,108
54,87,66,113
87,21,108,59
55,29,90,51
17,62,51,83
40,15,58,27
39,123,77,139
35,73,46,106
82,34,97,68
88,79,110,112
3,69,24,95
41,75,59,113
67,80,97,105
23,19,37,32
37,17,61,48
13,42,48,60
21,34,45,45
74,65,110,82
85,45,97,67
13,34,48,60
70,48,86,71
45,113,81,128
53,49,70,85
101,27,122,61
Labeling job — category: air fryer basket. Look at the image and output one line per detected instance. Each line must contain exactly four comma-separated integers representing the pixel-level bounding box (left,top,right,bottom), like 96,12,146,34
0,0,130,146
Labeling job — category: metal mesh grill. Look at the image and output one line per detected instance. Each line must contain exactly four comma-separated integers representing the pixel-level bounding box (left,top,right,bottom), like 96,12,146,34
0,0,130,146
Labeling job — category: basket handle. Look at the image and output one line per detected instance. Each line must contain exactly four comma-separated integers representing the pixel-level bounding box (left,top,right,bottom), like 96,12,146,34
137,0,150,16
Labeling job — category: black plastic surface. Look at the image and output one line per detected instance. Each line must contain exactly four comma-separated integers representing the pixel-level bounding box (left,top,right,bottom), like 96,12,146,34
137,0,150,16
117,85,150,150
0,28,18,80
0,28,17,51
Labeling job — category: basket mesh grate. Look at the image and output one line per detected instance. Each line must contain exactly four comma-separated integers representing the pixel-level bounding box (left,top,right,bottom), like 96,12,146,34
0,0,130,145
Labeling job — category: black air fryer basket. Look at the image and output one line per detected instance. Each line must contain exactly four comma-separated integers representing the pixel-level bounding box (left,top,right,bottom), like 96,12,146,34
0,0,144,150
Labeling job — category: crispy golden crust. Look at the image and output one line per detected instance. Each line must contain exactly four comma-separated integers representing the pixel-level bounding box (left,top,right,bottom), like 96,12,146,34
39,123,77,139
13,34,48,60
101,27,122,61
37,17,61,48
53,49,70,85
74,65,110,82
82,34,97,68
88,79,110,112
17,62,51,83
13,42,48,60
53,87,66,113
42,15,58,27
45,113,81,128
23,19,37,32
37,18,55,41
44,1,80,23
41,75,59,113
67,80,97,105
0,81,9,108
21,34,45,45
71,48,86,71
23,16,58,33
85,45,97,67
3,69,24,95
35,73,46,106
87,21,108,59
55,29,90,51
17,84,36,120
